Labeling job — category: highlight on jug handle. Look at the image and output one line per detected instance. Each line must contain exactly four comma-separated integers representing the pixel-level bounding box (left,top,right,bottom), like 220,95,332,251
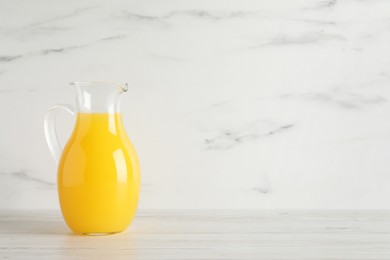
44,104,75,164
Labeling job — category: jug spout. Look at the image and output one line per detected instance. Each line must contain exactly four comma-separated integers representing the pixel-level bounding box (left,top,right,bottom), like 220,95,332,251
70,81,128,113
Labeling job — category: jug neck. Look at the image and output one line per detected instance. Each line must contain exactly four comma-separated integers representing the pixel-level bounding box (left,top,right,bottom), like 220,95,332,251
71,81,128,113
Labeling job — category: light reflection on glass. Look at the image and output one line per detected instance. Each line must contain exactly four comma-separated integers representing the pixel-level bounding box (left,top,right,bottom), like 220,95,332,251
83,92,91,110
108,114,116,134
113,148,127,183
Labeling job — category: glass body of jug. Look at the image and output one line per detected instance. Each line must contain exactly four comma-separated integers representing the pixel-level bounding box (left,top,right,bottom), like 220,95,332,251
44,81,140,235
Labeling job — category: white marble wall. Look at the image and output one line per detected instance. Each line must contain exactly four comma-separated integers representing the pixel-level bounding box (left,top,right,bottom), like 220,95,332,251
1,0,390,209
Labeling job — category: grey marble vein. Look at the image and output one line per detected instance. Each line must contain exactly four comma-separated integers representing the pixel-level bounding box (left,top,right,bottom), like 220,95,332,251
41,48,65,55
291,18,337,26
309,0,338,9
122,12,163,22
3,6,100,39
0,46,87,65
252,187,270,194
249,31,346,49
0,89,13,93
40,44,88,55
318,0,338,8
168,10,259,20
99,35,127,42
266,124,294,135
30,6,99,27
0,55,22,62
120,10,261,24
304,0,338,10
282,91,387,109
0,39,105,65
0,171,54,186
204,122,294,150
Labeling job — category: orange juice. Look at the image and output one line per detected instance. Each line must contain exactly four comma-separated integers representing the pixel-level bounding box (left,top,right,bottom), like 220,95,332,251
58,113,140,234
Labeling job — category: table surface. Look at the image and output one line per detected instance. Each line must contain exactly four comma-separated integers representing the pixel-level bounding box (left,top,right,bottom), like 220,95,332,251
1,210,390,259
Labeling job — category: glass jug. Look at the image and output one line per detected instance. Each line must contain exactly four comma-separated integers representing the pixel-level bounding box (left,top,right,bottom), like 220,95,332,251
44,81,140,235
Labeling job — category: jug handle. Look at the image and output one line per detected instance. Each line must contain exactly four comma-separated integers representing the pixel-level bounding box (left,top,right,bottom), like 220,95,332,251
44,104,75,164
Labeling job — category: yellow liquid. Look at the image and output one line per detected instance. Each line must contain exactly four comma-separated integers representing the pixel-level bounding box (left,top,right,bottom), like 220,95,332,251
58,113,140,234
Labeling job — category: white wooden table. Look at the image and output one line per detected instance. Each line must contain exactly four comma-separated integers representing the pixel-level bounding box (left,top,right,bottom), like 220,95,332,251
1,210,390,259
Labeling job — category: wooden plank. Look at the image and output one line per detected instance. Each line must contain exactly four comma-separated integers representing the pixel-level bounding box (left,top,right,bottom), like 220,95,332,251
1,210,390,259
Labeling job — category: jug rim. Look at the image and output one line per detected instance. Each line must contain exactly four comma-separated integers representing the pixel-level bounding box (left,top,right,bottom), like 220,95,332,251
70,81,124,86
70,81,128,93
